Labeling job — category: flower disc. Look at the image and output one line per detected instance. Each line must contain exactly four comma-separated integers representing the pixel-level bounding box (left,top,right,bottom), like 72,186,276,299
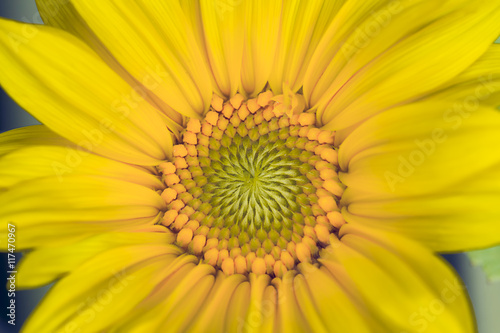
158,91,345,277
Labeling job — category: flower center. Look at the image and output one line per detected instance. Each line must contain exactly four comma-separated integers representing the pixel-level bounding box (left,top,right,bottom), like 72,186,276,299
201,132,309,236
158,91,345,277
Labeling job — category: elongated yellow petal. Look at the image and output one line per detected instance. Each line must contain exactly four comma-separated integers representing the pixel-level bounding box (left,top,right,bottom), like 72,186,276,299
111,255,199,333
22,244,182,333
443,44,500,86
269,0,345,94
199,0,246,97
0,125,62,156
272,272,314,333
240,0,281,97
344,192,500,252
0,18,173,164
62,0,213,120
296,262,371,332
157,268,215,332
118,263,215,332
36,0,186,131
339,101,500,196
423,44,500,107
0,143,163,190
305,0,470,108
339,100,500,251
0,176,166,249
16,226,174,288
303,0,397,104
225,281,251,332
307,0,500,132
333,224,475,333
186,272,247,331
241,274,276,333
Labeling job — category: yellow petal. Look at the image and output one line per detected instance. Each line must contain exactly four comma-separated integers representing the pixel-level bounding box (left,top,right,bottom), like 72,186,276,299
423,44,500,108
269,0,345,94
0,176,166,249
186,272,247,331
16,225,174,288
58,0,213,120
296,262,371,332
304,0,405,104
0,18,173,164
225,281,251,332
22,244,182,333
35,0,184,131
331,224,475,332
339,101,500,195
0,132,163,189
199,0,246,97
111,255,199,333
157,266,215,332
240,0,281,97
339,100,500,251
307,1,500,132
241,273,276,333
118,262,215,332
0,125,62,156
272,271,315,332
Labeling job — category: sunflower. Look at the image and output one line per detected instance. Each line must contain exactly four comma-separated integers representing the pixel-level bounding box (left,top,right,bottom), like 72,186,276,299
1,0,500,332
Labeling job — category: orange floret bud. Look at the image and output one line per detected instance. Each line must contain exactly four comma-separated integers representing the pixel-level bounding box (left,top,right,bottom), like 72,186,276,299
186,118,201,133
230,94,244,110
177,228,193,247
252,257,267,275
183,131,197,145
173,145,188,157
257,90,273,107
161,210,178,227
204,248,219,266
247,98,260,113
221,257,235,275
295,242,311,263
160,188,177,204
327,211,345,228
318,196,338,212
323,179,344,197
320,148,338,164
164,173,180,186
159,162,176,174
318,130,335,144
298,113,316,126
205,111,219,126
235,256,247,274
238,104,250,120
211,94,224,111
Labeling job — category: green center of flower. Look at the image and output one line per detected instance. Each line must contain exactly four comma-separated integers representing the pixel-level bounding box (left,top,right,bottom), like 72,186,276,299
200,133,309,236
158,91,345,277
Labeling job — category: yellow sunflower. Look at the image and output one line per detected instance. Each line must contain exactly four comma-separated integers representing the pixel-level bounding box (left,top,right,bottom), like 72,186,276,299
1,0,500,332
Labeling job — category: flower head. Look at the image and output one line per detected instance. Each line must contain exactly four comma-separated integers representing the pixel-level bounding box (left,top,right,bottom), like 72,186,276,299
1,0,500,332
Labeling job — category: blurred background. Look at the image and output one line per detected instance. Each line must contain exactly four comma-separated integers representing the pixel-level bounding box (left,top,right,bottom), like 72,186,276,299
0,1,499,332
